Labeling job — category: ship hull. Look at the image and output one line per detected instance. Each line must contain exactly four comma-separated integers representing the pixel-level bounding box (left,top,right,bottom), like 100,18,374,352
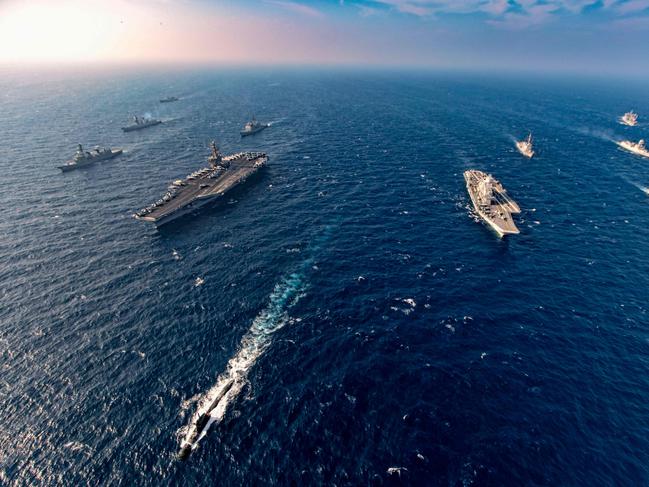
122,121,162,132
464,170,520,238
58,149,123,172
515,144,534,158
240,125,268,137
137,194,216,226
135,154,267,227
616,142,649,158
152,170,264,226
465,190,517,237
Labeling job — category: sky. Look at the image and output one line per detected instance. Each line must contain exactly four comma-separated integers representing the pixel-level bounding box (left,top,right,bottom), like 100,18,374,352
0,0,648,74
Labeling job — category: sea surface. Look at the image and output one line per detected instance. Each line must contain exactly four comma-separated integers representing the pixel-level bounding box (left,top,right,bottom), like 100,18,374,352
1,67,649,486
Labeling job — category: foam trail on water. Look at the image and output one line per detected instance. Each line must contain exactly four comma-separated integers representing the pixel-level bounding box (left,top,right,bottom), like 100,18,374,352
177,230,330,459
575,126,616,143
620,176,649,196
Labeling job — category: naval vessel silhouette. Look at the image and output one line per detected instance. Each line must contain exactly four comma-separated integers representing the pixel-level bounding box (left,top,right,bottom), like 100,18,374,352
134,141,267,226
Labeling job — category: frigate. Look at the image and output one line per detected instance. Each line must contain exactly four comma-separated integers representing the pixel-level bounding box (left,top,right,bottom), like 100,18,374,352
619,111,638,127
240,116,269,137
122,115,162,132
616,139,649,158
58,144,122,172
515,133,534,158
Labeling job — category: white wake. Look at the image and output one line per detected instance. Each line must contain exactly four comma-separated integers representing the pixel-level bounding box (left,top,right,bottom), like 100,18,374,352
178,270,308,454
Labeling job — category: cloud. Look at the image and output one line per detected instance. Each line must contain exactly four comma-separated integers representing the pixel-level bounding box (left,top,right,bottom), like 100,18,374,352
264,0,324,17
368,0,525,17
613,0,649,15
351,0,649,24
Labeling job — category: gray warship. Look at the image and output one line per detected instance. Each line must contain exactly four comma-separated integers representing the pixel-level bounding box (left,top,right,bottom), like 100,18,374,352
240,116,269,137
619,111,638,127
58,144,123,172
160,96,179,103
616,139,649,158
134,141,267,226
515,133,535,158
464,170,521,237
122,115,162,132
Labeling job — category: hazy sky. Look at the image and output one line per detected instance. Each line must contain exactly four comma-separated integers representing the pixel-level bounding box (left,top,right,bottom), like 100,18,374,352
1,0,648,73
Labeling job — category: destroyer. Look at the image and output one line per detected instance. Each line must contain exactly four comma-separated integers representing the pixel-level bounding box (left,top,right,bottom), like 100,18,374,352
616,139,649,158
122,115,162,132
58,144,122,172
240,116,269,137
515,133,534,158
135,141,267,226
464,170,521,237
619,111,638,127
160,96,179,103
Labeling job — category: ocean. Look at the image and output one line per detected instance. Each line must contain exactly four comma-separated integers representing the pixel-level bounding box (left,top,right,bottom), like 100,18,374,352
1,67,648,485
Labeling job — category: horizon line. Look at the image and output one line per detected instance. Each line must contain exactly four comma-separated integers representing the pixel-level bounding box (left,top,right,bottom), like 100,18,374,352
1,61,648,80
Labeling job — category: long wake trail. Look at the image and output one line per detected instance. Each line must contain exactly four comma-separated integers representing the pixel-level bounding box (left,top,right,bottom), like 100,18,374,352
177,227,333,460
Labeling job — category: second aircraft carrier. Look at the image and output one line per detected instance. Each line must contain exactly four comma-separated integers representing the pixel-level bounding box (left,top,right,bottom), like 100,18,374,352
464,169,521,237
135,142,267,226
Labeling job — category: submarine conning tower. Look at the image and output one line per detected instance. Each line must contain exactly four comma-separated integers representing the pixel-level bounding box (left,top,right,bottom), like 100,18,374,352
207,141,222,167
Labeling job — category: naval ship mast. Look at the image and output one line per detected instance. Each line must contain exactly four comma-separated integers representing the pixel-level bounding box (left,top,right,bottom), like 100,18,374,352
208,141,222,166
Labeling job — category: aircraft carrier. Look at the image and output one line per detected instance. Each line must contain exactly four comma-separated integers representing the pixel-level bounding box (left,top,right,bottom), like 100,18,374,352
464,169,521,237
134,142,267,226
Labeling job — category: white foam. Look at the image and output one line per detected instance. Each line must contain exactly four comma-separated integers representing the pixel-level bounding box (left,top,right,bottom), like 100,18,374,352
179,270,307,452
178,224,336,454
402,298,416,307
387,467,408,477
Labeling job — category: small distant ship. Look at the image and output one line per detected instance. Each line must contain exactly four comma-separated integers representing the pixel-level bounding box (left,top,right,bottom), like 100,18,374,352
122,115,162,132
58,144,122,172
515,133,535,158
619,111,638,127
160,96,179,103
464,170,521,237
135,141,267,226
240,116,269,137
616,139,649,158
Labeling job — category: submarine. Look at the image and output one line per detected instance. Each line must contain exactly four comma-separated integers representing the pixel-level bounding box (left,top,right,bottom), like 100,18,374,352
178,378,235,461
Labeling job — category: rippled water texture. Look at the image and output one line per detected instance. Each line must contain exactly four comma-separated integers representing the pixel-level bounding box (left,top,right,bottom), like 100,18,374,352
1,68,649,485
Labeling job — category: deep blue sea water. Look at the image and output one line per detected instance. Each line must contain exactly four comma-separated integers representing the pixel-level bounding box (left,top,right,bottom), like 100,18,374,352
1,67,649,486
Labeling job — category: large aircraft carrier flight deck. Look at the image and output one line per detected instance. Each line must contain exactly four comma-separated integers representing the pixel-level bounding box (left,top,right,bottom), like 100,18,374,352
135,142,267,226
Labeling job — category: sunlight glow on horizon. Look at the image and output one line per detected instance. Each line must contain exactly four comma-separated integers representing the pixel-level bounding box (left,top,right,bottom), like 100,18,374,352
0,1,126,63
0,0,247,64
1,0,649,74
0,0,366,66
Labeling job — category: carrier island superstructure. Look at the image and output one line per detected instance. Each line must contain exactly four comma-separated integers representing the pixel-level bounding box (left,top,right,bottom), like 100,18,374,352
134,142,267,226
464,170,521,237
